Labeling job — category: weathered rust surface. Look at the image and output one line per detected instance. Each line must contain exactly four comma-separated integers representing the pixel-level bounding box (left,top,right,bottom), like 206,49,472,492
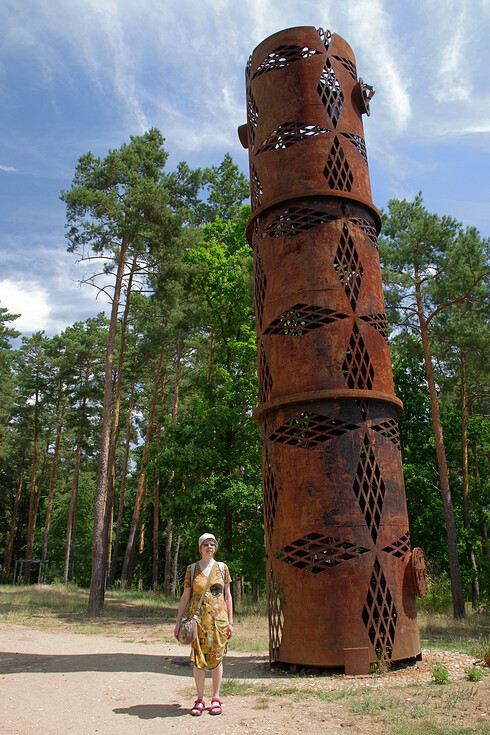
239,26,425,672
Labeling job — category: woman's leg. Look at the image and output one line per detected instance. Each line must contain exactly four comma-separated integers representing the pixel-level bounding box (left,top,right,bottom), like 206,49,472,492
193,665,206,700
211,662,223,700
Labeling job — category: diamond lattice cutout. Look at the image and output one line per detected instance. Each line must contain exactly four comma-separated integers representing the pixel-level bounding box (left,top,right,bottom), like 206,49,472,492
341,133,368,164
317,28,332,50
254,248,267,329
382,532,411,559
275,533,369,573
264,303,348,336
253,44,321,78
324,136,353,191
246,66,258,147
370,418,401,450
261,207,338,238
362,557,398,659
342,324,374,390
263,451,277,548
350,217,378,247
359,313,389,341
258,340,272,403
270,412,358,448
250,161,263,208
334,226,363,310
268,565,284,662
317,59,344,127
332,54,357,80
353,434,386,543
257,122,330,153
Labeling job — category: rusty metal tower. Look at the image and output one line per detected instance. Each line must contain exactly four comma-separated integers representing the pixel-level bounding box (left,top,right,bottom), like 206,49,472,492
239,26,427,674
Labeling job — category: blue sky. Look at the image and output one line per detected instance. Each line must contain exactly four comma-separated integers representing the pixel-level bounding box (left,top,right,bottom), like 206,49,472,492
1,0,489,337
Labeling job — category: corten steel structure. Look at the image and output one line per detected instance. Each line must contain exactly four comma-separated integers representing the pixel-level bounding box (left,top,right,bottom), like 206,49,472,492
239,26,427,673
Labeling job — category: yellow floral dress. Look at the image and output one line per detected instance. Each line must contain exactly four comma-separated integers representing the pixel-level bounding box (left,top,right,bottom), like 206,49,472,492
184,561,232,670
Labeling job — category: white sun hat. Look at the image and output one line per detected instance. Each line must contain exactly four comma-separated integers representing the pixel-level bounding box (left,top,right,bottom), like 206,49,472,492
198,533,218,550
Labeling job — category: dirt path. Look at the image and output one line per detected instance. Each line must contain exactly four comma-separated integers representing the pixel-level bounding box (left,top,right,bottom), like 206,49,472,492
0,623,488,735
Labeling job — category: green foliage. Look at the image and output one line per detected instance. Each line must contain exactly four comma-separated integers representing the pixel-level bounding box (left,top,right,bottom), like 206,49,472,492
418,574,453,613
381,194,490,610
464,665,483,682
4,136,490,617
431,663,450,684
194,152,250,224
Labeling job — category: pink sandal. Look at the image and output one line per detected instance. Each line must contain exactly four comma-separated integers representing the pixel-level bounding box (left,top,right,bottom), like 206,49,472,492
209,697,222,715
190,699,205,716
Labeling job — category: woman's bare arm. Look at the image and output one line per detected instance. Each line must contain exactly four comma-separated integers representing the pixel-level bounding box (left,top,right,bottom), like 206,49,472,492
173,586,192,639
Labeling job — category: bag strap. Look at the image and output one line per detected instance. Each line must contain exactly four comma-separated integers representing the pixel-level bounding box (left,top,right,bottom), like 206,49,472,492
192,560,216,619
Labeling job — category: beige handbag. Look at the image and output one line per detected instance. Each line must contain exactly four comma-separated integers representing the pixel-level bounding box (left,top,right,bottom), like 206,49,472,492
178,561,216,644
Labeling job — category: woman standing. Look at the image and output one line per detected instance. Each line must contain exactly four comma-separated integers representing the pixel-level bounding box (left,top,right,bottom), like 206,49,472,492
174,533,234,716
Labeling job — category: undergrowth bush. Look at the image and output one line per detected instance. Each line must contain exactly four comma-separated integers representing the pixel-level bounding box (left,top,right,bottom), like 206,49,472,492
418,573,453,613
431,663,449,685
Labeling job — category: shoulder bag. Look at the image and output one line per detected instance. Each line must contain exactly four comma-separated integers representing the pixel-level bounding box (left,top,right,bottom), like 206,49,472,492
178,560,216,645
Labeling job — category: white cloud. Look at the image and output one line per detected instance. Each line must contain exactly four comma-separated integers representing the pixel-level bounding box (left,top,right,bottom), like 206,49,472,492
423,0,473,103
343,0,411,133
0,279,51,333
0,165,18,172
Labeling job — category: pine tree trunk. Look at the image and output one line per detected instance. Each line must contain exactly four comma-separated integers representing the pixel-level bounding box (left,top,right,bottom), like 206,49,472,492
416,285,465,617
88,237,129,616
24,392,40,583
41,401,66,566
120,341,165,588
64,424,83,583
207,325,215,383
171,532,181,596
153,478,159,590
172,329,182,424
460,356,479,606
2,456,25,583
33,438,50,531
107,369,136,587
68,478,79,583
103,256,137,584
235,574,242,608
152,371,166,591
164,519,173,596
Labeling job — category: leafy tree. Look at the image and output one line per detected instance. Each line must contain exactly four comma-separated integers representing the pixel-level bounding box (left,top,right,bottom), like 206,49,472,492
390,334,447,567
193,153,250,224
431,294,490,604
61,129,199,614
0,306,20,577
380,194,489,616
155,207,263,595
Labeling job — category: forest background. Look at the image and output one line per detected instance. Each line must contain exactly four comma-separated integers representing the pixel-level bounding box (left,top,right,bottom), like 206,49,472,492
0,130,488,618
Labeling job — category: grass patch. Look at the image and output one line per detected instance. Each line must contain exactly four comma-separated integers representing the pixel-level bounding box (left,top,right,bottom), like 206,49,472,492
220,679,300,697
390,722,488,735
418,610,490,657
230,596,268,652
0,583,178,638
350,691,399,714
315,687,354,702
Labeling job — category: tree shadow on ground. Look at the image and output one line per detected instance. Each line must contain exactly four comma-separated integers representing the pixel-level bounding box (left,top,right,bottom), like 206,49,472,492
0,651,271,678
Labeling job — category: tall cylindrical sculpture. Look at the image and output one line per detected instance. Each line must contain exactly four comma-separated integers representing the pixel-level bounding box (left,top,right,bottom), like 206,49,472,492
239,27,427,673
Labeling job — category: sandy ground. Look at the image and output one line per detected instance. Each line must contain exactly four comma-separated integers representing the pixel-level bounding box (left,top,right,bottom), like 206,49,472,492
0,623,488,735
